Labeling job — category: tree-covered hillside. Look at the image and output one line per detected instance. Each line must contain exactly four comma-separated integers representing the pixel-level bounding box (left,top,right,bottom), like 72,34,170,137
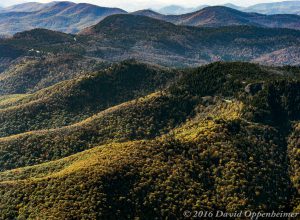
0,61,299,218
0,54,108,94
0,61,177,137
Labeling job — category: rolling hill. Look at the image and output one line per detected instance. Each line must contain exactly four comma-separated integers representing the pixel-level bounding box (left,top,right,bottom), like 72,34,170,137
0,61,177,137
0,54,108,94
0,61,299,171
0,61,299,218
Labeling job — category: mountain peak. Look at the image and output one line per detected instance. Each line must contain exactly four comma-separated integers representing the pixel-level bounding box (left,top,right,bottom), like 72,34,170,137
0,1,127,35
199,6,245,13
80,14,174,35
133,9,161,15
137,5,300,29
193,6,254,18
132,9,164,18
13,28,74,44
52,1,76,7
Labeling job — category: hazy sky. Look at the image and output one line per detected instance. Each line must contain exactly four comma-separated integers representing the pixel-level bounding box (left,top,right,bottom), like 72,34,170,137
1,0,299,11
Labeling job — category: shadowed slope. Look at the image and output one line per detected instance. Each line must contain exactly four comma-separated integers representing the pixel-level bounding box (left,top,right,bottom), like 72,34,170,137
0,99,296,218
0,61,177,137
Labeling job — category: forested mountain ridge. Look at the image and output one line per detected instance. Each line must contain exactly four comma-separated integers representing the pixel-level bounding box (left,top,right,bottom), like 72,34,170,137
1,14,300,73
0,54,108,94
0,61,299,218
0,61,177,137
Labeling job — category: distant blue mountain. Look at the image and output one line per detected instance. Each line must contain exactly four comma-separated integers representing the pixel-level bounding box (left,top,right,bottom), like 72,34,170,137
0,1,127,35
245,1,300,14
3,2,57,12
157,5,208,15
222,3,244,10
136,6,300,30
157,1,300,15
1,1,300,36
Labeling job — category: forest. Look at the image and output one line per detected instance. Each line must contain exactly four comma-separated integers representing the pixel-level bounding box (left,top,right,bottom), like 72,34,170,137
0,60,299,219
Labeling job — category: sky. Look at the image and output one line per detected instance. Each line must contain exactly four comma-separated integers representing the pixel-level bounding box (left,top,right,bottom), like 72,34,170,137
1,0,299,11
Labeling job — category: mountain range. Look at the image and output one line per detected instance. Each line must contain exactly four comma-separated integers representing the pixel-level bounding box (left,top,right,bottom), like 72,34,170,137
134,6,300,29
0,13,299,72
244,1,300,14
156,1,300,15
0,13,298,102
0,1,126,35
0,1,300,35
0,1,300,218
